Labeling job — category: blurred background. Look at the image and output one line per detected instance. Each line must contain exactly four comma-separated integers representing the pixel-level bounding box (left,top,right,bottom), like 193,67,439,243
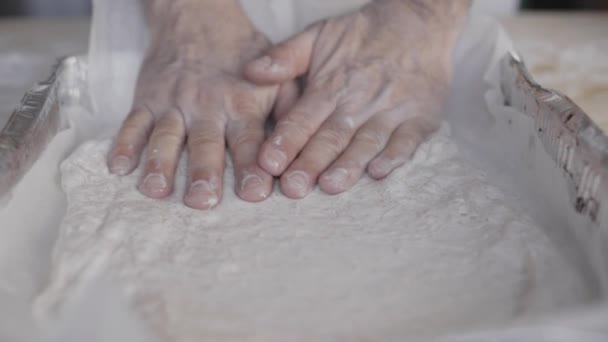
0,0,92,16
0,0,605,17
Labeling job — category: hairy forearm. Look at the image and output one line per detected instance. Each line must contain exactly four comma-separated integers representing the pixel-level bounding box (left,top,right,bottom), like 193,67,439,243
144,0,243,31
141,0,258,61
411,0,473,16
369,0,471,49
374,0,472,24
143,0,253,47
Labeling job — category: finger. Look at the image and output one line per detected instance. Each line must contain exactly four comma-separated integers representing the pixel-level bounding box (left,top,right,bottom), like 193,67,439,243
319,117,397,194
108,107,155,175
258,91,336,176
183,117,227,210
245,25,320,85
138,109,186,199
280,109,361,199
367,119,439,180
227,118,273,202
274,81,300,121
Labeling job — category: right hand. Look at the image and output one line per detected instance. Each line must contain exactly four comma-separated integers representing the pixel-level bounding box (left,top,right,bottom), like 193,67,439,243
246,0,469,199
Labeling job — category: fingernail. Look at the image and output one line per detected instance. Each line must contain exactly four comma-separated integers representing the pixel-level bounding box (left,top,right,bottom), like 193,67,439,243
256,55,273,69
185,180,219,209
272,135,283,147
369,159,400,179
141,173,168,196
285,171,310,198
264,149,287,174
321,168,349,189
256,55,285,74
240,173,268,201
369,160,388,179
110,156,132,176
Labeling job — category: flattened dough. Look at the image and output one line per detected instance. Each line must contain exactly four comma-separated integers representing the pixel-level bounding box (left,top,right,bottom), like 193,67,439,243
36,127,590,341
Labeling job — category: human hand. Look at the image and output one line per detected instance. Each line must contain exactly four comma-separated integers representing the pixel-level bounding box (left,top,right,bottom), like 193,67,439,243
107,0,298,209
246,0,470,198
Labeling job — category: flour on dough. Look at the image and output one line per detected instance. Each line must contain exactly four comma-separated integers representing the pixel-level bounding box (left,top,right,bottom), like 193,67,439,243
35,126,591,341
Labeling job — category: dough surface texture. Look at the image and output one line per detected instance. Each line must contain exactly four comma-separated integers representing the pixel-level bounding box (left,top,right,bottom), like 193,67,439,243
36,127,589,341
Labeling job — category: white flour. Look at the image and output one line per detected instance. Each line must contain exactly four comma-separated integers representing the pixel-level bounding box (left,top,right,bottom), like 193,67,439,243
35,126,591,341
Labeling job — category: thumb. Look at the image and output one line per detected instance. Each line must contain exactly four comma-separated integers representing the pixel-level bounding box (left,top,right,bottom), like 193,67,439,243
246,25,319,85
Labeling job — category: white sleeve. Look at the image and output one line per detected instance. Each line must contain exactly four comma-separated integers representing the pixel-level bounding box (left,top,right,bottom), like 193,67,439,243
241,0,371,43
88,0,148,129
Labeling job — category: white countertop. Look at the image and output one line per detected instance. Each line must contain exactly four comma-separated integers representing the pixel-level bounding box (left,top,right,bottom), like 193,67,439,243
501,13,608,130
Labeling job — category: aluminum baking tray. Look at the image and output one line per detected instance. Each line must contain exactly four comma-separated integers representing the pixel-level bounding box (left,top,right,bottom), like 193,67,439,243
0,56,88,197
502,55,608,226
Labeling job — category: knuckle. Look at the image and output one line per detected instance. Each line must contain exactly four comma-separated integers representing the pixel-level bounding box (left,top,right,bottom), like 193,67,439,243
188,133,224,147
189,117,223,133
325,115,351,132
355,128,385,149
276,116,315,139
325,118,353,141
151,119,185,142
393,128,422,144
386,141,411,158
158,114,184,130
231,144,258,165
315,128,349,153
194,84,219,105
122,110,153,129
231,130,262,148
308,76,342,100
117,125,145,143
128,107,153,121
151,131,184,145
188,128,224,147
122,120,145,133
337,95,364,114
228,91,266,117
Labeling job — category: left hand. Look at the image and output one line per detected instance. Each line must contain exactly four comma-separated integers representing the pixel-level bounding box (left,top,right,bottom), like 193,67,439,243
246,0,470,199
107,0,299,209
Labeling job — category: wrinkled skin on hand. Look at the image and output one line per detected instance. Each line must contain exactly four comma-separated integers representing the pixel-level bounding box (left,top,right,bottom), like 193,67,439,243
247,0,469,199
107,1,298,210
